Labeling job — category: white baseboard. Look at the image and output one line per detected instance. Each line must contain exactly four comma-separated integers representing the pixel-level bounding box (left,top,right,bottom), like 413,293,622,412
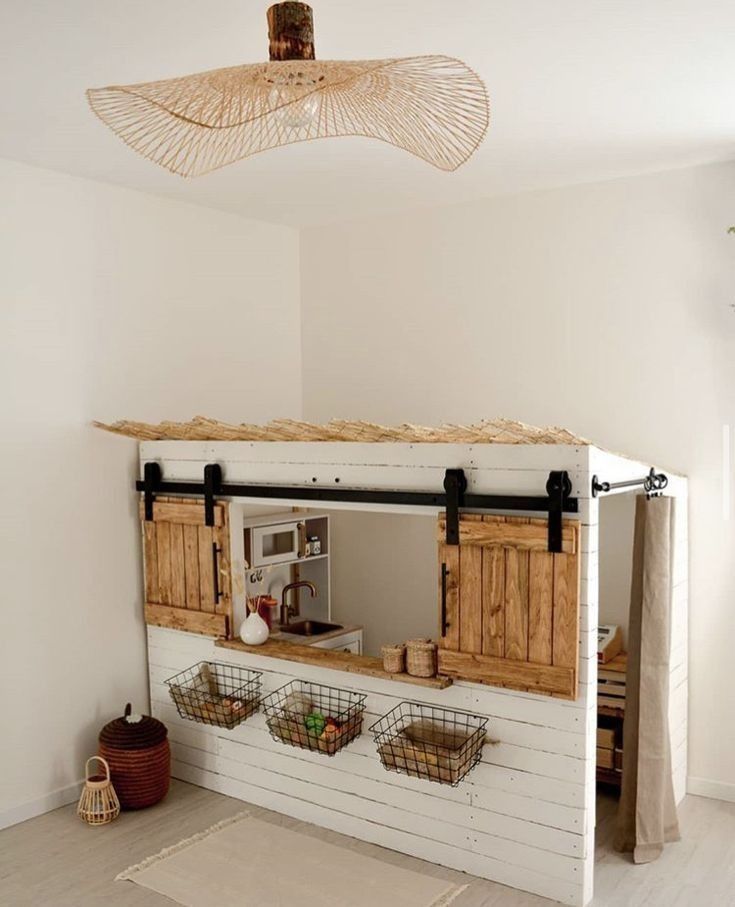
687,776,735,803
0,780,83,831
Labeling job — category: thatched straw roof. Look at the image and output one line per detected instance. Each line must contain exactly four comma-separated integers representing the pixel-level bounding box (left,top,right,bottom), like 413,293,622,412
93,417,592,446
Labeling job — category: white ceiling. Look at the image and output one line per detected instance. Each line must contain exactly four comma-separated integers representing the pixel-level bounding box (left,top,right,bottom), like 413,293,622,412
2,0,734,227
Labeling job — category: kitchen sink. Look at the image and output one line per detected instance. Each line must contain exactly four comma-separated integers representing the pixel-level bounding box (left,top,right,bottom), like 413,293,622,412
283,620,343,637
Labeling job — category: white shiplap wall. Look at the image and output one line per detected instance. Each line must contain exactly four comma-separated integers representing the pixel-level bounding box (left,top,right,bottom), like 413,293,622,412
149,626,591,906
142,441,687,906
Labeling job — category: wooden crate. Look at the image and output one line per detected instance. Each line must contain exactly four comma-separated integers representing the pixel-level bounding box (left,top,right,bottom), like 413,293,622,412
596,746,614,770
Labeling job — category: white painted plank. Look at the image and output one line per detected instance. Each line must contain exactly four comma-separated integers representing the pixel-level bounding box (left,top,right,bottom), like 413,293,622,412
467,763,585,808
215,737,585,857
141,440,592,473
483,740,585,784
469,785,586,836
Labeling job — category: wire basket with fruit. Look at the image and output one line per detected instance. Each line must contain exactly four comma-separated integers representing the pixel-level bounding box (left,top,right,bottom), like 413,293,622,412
262,680,366,756
166,662,262,730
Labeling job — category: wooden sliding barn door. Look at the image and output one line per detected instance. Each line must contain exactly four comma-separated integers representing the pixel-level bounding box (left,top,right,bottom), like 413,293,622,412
140,497,232,638
438,514,580,699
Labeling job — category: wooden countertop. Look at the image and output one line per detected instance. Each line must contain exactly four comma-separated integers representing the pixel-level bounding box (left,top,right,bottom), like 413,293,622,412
215,637,453,690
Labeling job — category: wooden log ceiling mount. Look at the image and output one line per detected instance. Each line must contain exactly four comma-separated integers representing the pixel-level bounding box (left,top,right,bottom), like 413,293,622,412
87,3,490,176
267,2,315,61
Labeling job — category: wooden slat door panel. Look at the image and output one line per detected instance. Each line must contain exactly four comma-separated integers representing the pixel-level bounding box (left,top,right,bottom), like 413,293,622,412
197,525,216,613
552,553,578,673
143,521,159,602
437,514,580,700
140,497,232,638
481,541,505,656
182,525,200,610
170,523,186,607
156,521,172,605
459,514,483,653
504,516,530,663
528,552,554,665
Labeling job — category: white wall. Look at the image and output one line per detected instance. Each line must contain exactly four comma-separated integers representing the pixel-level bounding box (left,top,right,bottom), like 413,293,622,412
0,158,301,826
326,510,438,656
300,162,735,797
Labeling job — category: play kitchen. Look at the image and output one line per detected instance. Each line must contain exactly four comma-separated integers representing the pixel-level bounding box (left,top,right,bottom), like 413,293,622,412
239,511,364,655
100,417,688,907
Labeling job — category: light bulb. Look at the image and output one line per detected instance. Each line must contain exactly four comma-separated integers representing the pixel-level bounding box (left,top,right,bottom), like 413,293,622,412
266,74,319,130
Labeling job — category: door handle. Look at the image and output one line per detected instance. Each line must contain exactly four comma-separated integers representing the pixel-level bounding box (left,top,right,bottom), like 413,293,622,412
212,543,223,603
441,562,450,637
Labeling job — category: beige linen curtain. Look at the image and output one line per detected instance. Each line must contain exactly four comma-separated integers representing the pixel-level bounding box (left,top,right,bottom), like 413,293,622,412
615,495,680,862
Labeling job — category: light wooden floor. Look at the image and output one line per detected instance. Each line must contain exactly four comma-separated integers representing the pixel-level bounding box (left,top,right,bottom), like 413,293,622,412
1,780,734,906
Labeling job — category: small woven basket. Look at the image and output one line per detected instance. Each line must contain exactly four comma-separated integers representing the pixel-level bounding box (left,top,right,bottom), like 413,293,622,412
406,638,438,678
77,756,120,826
381,643,406,674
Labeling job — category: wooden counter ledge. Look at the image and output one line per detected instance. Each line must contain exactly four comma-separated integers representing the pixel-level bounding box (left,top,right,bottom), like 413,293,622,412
215,638,453,690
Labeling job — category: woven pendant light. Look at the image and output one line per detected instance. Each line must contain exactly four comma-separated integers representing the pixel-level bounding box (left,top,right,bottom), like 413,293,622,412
87,2,489,178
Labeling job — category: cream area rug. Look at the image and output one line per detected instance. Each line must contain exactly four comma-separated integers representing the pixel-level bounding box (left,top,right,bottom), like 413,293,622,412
116,811,468,907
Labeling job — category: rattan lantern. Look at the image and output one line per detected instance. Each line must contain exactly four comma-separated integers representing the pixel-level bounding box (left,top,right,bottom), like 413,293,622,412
87,2,489,177
77,756,121,826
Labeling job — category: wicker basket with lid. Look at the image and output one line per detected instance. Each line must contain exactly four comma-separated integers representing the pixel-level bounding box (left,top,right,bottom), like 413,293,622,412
406,638,438,678
98,703,170,810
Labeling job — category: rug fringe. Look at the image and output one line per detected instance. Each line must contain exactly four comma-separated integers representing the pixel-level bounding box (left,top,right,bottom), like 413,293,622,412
115,810,250,881
429,883,469,907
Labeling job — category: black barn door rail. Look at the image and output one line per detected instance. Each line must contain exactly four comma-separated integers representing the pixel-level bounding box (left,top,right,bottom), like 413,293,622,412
136,464,578,553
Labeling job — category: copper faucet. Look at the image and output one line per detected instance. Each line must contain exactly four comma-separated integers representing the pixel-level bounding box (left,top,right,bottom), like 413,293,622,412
280,581,317,627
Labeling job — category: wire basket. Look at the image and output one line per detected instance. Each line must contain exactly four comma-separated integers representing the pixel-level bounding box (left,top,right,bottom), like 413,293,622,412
262,680,366,757
166,661,262,729
370,702,488,786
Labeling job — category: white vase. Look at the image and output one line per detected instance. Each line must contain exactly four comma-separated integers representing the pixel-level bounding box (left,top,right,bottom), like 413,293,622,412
240,611,269,646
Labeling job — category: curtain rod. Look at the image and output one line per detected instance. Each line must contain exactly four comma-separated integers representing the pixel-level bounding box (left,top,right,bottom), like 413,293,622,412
591,467,668,498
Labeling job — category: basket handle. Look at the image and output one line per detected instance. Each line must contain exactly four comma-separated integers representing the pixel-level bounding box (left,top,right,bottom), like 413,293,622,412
85,755,111,782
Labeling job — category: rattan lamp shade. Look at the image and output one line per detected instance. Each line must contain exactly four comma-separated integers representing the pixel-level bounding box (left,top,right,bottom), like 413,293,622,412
87,4,489,177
